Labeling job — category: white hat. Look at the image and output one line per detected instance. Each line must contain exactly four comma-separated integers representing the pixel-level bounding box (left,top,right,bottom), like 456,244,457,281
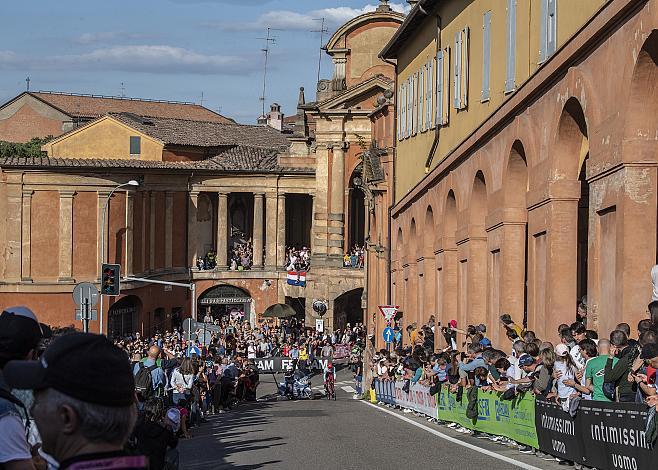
555,344,570,357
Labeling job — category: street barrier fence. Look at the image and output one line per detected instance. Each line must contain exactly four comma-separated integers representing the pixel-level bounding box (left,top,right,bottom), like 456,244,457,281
372,380,657,469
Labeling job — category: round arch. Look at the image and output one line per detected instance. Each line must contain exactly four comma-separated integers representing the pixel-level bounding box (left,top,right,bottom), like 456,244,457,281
623,30,658,162
423,205,435,258
333,288,364,330
197,284,253,324
108,295,142,338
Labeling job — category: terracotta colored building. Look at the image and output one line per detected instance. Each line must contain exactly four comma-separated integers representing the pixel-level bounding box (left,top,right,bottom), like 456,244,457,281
368,0,658,348
0,5,404,336
0,91,233,143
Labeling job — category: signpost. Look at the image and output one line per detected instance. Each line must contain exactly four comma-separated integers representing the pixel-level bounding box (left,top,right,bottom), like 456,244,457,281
382,326,394,344
315,318,324,332
73,282,99,333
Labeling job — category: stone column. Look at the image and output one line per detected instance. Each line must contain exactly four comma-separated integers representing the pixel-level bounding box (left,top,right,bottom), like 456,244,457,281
312,146,330,262
125,192,135,276
4,180,22,282
165,191,174,269
21,190,34,282
149,192,156,271
217,192,228,268
58,190,75,281
140,192,148,273
97,191,111,276
265,193,277,269
276,193,286,268
188,192,199,268
252,192,264,268
328,144,345,261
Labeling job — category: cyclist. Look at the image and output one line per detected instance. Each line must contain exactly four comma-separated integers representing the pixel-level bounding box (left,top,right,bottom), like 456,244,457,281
324,362,335,399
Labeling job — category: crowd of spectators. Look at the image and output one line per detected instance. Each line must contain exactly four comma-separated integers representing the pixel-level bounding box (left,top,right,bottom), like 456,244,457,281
0,305,369,470
369,304,658,466
343,245,365,268
229,242,253,271
285,246,310,271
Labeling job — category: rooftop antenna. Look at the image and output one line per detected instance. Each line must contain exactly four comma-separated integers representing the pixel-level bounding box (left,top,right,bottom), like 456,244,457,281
200,91,204,107
25,76,30,92
311,18,328,85
120,82,125,98
257,27,280,118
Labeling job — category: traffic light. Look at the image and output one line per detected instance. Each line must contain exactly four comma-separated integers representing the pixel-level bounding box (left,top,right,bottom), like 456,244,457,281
101,263,121,296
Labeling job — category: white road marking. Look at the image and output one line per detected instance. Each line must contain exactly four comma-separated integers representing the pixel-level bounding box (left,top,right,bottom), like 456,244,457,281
363,402,543,470
341,386,356,393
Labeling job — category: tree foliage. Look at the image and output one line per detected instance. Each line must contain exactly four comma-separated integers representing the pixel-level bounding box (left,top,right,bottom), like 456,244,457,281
0,136,51,157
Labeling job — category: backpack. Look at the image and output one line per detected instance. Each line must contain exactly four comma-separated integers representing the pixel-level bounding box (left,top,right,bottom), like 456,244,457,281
135,363,158,399
0,388,30,442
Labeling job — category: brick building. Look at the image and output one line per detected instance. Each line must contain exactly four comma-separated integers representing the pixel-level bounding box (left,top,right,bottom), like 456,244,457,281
367,0,658,347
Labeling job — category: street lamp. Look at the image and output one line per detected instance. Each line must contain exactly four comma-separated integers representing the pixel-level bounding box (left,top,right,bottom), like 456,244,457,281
99,180,139,335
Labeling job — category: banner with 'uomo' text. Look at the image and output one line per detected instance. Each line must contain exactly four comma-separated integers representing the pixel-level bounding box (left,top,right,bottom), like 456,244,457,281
436,387,538,448
536,400,657,470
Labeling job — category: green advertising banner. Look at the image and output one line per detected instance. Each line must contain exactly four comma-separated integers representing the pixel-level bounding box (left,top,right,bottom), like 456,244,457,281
436,388,539,448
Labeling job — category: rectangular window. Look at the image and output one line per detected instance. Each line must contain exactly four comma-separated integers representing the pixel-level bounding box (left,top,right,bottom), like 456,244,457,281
540,0,557,62
400,81,407,139
461,26,469,108
482,11,492,101
454,27,469,110
436,51,443,126
411,72,418,136
419,66,425,132
129,136,141,157
406,77,413,138
397,84,403,140
427,59,434,129
506,0,516,92
454,31,462,109
436,47,450,125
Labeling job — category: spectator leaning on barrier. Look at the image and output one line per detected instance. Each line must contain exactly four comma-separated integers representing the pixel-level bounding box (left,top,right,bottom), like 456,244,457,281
604,329,640,402
3,332,144,470
0,307,47,470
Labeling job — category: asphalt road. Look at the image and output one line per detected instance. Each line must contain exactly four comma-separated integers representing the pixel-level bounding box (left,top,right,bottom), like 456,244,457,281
180,368,564,470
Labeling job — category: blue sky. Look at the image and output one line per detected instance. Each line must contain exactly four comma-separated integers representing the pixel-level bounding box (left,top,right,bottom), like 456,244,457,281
0,0,407,123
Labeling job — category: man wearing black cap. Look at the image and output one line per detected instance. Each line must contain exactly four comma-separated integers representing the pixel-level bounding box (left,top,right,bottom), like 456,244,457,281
0,307,45,470
3,332,147,470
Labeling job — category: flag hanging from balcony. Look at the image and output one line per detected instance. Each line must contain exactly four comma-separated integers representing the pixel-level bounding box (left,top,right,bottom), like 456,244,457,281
287,271,307,287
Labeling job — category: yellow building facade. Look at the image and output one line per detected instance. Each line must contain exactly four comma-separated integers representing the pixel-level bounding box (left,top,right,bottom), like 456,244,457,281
385,0,606,197
43,116,164,161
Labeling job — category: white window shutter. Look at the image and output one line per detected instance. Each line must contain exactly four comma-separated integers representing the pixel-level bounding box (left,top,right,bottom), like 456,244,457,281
436,51,443,127
443,46,451,124
506,0,517,92
482,11,491,101
425,59,434,129
419,67,425,132
454,31,462,109
406,76,413,137
547,0,557,56
540,0,548,62
461,26,469,108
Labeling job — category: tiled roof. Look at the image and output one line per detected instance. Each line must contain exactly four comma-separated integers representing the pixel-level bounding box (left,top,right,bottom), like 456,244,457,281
110,113,291,150
0,147,315,174
28,91,233,123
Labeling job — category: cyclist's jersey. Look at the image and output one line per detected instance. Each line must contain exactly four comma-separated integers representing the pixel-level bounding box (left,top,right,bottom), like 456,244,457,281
324,370,334,382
